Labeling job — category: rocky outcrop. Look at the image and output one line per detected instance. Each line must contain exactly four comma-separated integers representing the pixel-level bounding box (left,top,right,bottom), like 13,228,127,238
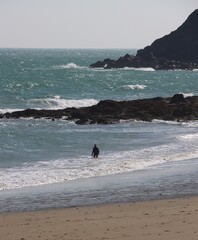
2,94,198,124
90,53,198,70
90,9,198,70
137,9,198,62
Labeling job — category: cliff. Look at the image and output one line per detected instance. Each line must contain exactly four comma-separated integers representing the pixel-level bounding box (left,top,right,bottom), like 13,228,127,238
137,9,198,62
90,9,198,70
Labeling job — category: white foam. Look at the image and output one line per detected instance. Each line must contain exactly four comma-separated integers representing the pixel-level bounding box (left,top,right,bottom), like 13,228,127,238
54,63,85,69
0,108,23,114
177,133,198,141
123,84,147,90
183,121,198,128
91,68,115,72
0,98,98,114
123,67,155,71
1,141,198,191
179,92,194,98
29,96,98,109
152,119,183,125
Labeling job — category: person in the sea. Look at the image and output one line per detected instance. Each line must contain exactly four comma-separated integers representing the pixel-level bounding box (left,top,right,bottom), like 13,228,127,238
92,144,99,158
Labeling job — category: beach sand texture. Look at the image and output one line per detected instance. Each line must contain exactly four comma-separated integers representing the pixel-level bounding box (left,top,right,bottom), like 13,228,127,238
0,196,198,240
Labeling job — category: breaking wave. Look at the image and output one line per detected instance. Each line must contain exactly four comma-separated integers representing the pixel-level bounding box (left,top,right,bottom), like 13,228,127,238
1,142,198,191
0,108,23,114
53,63,86,69
179,92,194,98
0,97,98,113
29,96,98,109
124,67,155,71
123,84,147,90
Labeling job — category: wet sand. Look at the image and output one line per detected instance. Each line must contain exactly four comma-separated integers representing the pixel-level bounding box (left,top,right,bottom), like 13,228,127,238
1,158,198,240
1,196,198,240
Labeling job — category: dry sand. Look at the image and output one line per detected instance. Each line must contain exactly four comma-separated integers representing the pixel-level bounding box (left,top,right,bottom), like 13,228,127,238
0,196,198,240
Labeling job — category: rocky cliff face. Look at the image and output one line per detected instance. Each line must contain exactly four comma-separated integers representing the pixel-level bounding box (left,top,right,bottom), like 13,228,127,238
137,9,198,62
90,9,198,70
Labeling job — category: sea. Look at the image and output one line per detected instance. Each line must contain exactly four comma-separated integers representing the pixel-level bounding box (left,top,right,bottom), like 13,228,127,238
1,48,198,212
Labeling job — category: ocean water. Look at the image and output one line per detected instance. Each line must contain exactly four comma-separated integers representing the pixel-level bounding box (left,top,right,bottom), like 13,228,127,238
1,48,198,194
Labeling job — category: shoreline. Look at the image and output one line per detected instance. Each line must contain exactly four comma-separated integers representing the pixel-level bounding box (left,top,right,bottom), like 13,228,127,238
1,158,198,214
1,158,198,239
1,196,198,240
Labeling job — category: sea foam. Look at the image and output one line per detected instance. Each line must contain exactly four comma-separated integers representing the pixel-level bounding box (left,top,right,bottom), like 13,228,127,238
54,63,85,69
0,98,98,114
179,92,194,98
123,84,147,90
123,67,155,71
29,96,98,109
1,141,198,191
0,108,23,114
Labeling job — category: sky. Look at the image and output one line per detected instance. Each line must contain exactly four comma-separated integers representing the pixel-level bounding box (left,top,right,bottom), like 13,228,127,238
0,0,197,49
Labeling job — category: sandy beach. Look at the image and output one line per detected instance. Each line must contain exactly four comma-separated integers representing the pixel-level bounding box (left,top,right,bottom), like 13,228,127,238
1,196,198,240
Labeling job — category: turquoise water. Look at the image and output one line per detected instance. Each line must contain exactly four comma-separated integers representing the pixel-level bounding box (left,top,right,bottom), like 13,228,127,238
0,49,198,191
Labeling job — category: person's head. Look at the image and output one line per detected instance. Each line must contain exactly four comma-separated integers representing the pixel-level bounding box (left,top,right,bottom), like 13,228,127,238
94,144,96,147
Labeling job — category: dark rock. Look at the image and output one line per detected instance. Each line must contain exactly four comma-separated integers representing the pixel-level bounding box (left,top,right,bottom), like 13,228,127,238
75,118,90,125
90,9,198,70
170,94,186,104
137,9,198,62
2,94,198,124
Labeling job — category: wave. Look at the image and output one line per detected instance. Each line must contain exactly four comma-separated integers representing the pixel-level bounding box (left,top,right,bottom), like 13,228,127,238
91,67,155,72
29,96,98,109
177,133,198,141
179,92,194,98
0,108,23,114
1,142,198,191
123,67,155,71
0,97,98,114
53,63,86,69
123,84,147,90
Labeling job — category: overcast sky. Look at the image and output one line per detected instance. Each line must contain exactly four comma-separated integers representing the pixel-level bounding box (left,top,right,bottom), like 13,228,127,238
0,0,197,49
